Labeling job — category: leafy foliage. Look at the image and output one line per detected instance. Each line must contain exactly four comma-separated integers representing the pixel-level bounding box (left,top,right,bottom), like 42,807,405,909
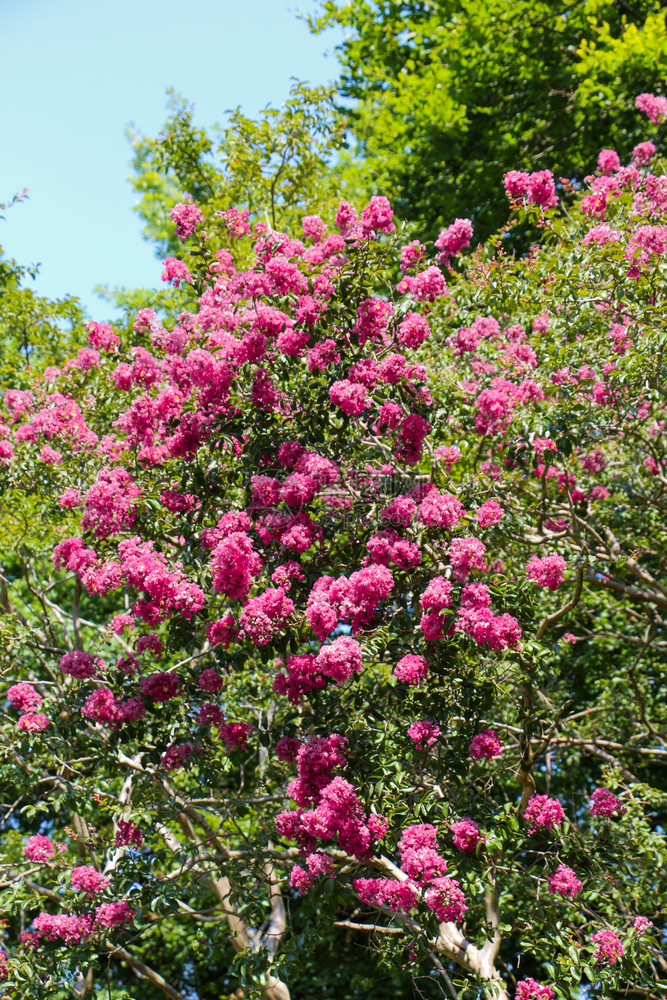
310,0,667,241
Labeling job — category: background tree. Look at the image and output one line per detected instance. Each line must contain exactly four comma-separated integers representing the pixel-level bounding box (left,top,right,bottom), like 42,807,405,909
309,0,667,241
0,192,87,390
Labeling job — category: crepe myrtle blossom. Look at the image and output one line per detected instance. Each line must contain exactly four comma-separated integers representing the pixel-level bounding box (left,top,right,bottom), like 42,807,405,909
394,653,429,685
23,835,56,862
526,554,566,590
589,787,626,818
469,729,502,760
407,720,440,749
516,980,555,1000
634,916,653,935
547,864,582,899
591,928,624,964
7,682,42,712
524,795,564,835
451,818,482,853
17,714,50,731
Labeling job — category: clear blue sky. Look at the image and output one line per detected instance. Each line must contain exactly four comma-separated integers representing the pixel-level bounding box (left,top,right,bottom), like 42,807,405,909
0,0,341,317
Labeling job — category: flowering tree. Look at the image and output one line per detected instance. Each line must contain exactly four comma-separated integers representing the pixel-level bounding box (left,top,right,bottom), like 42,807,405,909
0,96,666,1000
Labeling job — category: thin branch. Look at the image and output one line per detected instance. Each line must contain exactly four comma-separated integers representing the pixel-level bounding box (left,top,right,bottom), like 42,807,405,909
105,942,187,1000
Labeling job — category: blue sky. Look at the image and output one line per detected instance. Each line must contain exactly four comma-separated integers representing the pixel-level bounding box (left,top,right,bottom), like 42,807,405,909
0,0,341,316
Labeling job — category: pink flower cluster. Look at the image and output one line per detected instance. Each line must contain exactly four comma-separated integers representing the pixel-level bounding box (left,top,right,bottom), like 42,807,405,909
394,654,429,686
523,795,564,835
304,566,394,643
526,554,566,590
407,720,440,749
504,170,558,208
589,787,626,818
32,901,134,944
547,864,582,899
355,824,467,923
290,851,334,892
434,217,473,267
239,587,294,646
170,201,204,239
24,835,56,862
516,980,555,1000
469,729,502,760
115,819,142,848
474,500,504,527
591,928,624,964
7,682,42,712
276,735,383,862
7,681,49,731
451,818,482,853
636,92,667,124
71,865,110,896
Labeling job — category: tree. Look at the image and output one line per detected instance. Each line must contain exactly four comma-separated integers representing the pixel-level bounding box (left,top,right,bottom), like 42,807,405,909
0,192,87,390
0,93,666,1000
127,83,349,261
309,0,667,242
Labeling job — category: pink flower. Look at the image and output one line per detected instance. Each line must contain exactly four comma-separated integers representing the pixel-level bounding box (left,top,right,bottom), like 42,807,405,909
360,195,395,234
289,851,334,892
634,916,653,935
449,537,486,577
59,650,98,679
95,901,134,928
354,876,419,913
470,729,502,760
161,256,192,287
7,682,42,713
424,877,467,922
589,787,626,818
276,737,301,762
547,864,582,898
329,379,370,416
33,912,92,944
170,201,204,239
198,668,224,692
434,217,473,267
239,587,294,646
451,818,481,853
418,489,465,529
206,616,238,649
591,928,624,964
316,636,363,683
632,141,656,166
220,721,253,751
394,654,429,685
407,720,440,749
24,835,56,862
504,170,558,208
115,819,142,848
474,500,504,527
17,713,50,732
302,215,327,242
71,865,110,896
86,320,119,351
140,672,182,702
524,794,564,834
597,148,620,175
398,313,431,348
516,979,555,1000
526,554,566,590
635,92,667,124
400,239,425,272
